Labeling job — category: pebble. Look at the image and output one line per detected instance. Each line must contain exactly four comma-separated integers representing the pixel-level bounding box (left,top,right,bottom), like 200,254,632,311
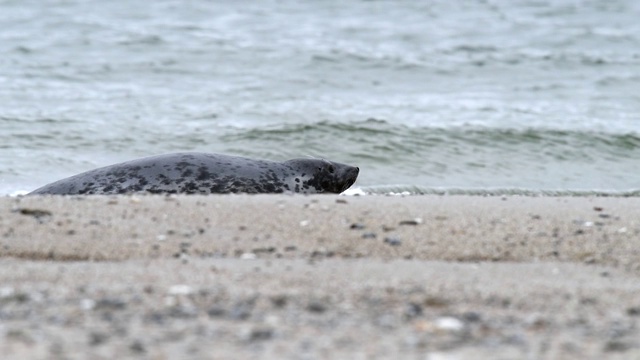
207,307,226,317
461,311,482,322
88,332,109,346
0,286,15,298
230,300,255,320
350,223,365,230
435,317,464,332
94,298,127,311
168,284,193,296
404,302,423,319
627,307,640,316
253,247,276,254
399,218,423,226
240,252,257,260
306,300,327,313
270,295,288,308
248,326,274,341
604,340,631,352
80,298,96,310
130,340,146,354
384,237,402,246
16,208,52,217
362,232,377,239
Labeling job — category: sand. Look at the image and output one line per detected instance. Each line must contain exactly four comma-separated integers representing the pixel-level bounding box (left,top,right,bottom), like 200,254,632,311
1,194,639,359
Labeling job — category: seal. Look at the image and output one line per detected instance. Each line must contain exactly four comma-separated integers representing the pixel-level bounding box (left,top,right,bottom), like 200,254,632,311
28,152,359,195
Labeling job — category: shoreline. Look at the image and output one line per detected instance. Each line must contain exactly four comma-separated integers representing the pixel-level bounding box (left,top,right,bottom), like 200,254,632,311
1,195,639,358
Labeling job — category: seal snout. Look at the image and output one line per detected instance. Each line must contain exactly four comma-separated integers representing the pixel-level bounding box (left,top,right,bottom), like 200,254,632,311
339,165,359,193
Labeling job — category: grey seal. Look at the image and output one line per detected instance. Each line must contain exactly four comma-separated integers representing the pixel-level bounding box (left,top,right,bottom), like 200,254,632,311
29,152,359,195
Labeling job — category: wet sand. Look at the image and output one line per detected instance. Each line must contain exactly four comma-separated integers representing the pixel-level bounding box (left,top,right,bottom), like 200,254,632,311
1,194,639,359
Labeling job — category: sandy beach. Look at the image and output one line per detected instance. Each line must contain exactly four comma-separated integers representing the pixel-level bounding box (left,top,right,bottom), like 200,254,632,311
1,194,639,359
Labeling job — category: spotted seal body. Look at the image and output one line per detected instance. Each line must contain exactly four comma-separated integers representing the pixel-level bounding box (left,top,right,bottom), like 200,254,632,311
29,152,359,195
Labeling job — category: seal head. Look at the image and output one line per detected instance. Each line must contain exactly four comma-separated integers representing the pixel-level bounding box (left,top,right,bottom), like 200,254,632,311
283,158,359,194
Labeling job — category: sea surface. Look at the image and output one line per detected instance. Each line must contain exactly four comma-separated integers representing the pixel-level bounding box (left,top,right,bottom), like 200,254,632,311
2,0,640,195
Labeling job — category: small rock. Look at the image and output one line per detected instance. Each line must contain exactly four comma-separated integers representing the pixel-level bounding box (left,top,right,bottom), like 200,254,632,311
462,311,481,322
604,340,631,352
230,299,255,320
88,332,109,346
307,300,327,313
0,286,15,298
94,298,127,311
240,252,257,260
384,237,402,246
627,307,640,316
16,208,52,219
299,220,310,227
336,199,348,204
423,297,448,308
80,299,96,310
435,317,464,332
399,218,422,226
249,327,273,341
207,307,226,317
168,305,197,318
404,302,423,319
168,284,193,296
350,223,365,230
270,295,287,308
130,340,146,354
362,232,377,239
253,247,276,254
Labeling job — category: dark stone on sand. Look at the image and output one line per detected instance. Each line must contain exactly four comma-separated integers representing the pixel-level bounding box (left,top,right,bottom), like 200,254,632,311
307,300,327,313
384,237,402,246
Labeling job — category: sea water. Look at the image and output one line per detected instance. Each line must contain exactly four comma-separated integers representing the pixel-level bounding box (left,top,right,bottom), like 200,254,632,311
2,0,640,195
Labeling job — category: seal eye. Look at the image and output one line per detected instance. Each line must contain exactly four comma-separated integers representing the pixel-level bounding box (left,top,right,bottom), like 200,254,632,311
328,165,335,173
